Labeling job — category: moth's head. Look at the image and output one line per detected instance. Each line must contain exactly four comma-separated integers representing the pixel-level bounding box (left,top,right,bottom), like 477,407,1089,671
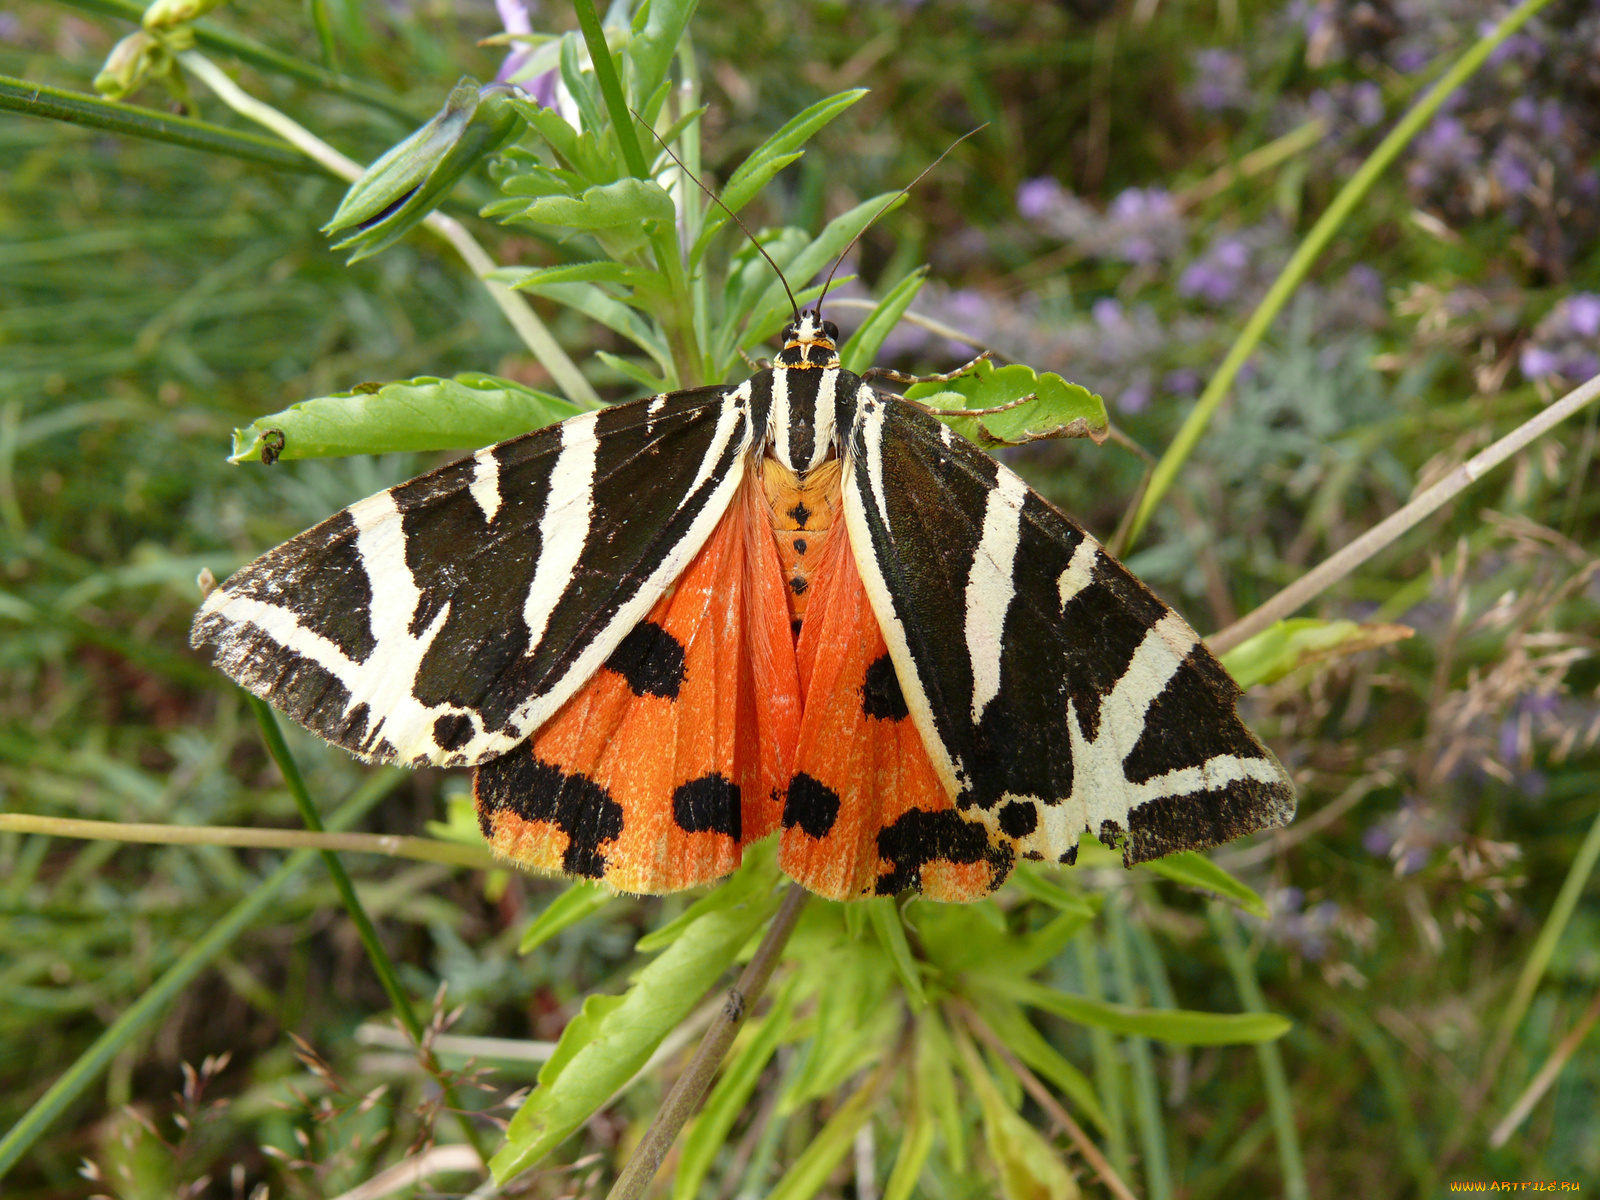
777,309,841,369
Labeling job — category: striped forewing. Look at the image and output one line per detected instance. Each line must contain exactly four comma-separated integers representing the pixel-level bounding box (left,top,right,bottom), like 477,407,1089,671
192,383,757,767
842,389,1295,868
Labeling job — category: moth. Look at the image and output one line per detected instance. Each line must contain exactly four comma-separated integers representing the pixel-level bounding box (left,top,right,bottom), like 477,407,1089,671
191,310,1295,902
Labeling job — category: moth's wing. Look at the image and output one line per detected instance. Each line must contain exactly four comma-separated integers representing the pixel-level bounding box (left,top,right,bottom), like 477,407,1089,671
842,390,1295,868
778,512,1013,901
475,472,801,892
192,383,758,767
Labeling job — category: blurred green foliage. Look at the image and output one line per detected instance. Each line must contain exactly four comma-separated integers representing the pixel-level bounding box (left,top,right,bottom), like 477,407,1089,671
2,0,1599,1196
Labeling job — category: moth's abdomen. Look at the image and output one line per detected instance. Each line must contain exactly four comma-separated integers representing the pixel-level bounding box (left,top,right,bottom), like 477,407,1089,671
760,455,843,629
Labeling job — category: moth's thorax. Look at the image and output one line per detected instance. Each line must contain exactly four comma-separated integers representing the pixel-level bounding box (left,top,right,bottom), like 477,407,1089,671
760,455,843,630
759,359,863,475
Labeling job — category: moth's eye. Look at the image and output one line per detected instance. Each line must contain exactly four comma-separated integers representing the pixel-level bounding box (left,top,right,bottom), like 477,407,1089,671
823,321,840,342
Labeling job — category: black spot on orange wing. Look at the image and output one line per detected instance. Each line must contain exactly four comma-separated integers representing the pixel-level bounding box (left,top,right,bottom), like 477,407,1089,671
783,773,840,837
673,773,742,839
873,808,1012,897
476,744,624,878
860,654,908,721
605,620,687,699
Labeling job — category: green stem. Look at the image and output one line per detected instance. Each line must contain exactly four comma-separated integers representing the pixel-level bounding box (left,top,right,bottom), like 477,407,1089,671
55,0,418,121
571,0,649,179
1109,900,1170,1200
1126,0,1560,548
247,697,491,1166
0,770,401,1183
1209,904,1307,1200
0,73,320,173
1074,930,1129,1177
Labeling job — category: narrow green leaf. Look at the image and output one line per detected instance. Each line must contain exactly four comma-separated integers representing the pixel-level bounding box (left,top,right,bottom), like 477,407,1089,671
1007,862,1099,919
1142,851,1269,919
228,374,586,463
514,176,676,229
636,843,779,952
516,281,671,370
882,1097,934,1200
917,1009,967,1173
904,358,1109,447
594,350,668,393
491,866,782,1181
489,260,640,288
867,899,927,1009
626,0,699,114
571,0,648,178
976,996,1108,1134
840,267,928,374
690,89,868,265
519,881,616,954
511,98,587,174
765,1070,884,1200
781,950,899,1111
1218,617,1414,690
673,978,797,1200
992,977,1292,1045
986,909,1099,979
954,1025,1079,1200
0,73,319,173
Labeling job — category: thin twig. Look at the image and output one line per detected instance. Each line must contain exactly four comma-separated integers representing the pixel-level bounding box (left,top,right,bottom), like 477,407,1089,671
177,51,600,409
606,884,810,1200
1488,985,1600,1148
1208,370,1600,656
951,999,1141,1200
0,811,501,869
821,297,1009,361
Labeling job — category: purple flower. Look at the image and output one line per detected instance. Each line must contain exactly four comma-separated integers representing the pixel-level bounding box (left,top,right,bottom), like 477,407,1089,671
1016,177,1065,221
1492,147,1534,198
1566,293,1600,338
1163,368,1201,396
1178,236,1250,305
1393,46,1430,73
1117,380,1151,414
1352,81,1384,128
1091,297,1124,329
1189,48,1248,113
1521,344,1561,380
0,12,21,43
495,0,536,83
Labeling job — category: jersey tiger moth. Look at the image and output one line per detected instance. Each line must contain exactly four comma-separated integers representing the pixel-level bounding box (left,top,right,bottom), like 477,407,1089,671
191,311,1295,902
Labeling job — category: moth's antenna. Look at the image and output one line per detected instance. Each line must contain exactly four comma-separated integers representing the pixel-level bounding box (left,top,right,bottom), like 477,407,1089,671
814,124,988,318
635,109,801,324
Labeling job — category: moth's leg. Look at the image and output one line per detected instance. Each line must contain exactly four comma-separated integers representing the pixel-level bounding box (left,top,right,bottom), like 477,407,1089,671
738,347,773,372
861,350,992,386
913,392,1035,418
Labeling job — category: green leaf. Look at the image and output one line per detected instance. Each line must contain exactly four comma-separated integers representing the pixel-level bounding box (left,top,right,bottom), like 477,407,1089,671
781,947,899,1110
489,260,640,288
594,350,667,393
867,898,927,1009
490,865,782,1182
956,1034,1079,1200
987,909,1099,979
765,1069,884,1200
904,358,1109,447
917,1009,968,1173
518,881,616,954
673,978,797,1200
228,373,587,463
626,0,699,114
512,176,676,229
737,193,905,350
882,1096,935,1200
514,281,671,371
975,996,1107,1133
636,842,780,952
689,88,868,265
1006,862,1099,919
1218,618,1414,690
839,267,928,374
511,98,587,175
1142,852,1269,919
992,977,1292,1045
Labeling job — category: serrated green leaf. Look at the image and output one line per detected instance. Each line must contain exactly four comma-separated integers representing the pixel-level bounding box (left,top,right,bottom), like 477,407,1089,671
490,866,782,1182
690,89,868,265
975,996,1107,1134
867,898,927,1009
732,192,905,353
673,977,797,1200
905,358,1108,447
228,373,586,463
535,991,627,1088
765,1068,885,1200
1218,617,1414,690
840,267,929,374
626,0,698,112
1142,851,1269,919
490,260,640,288
955,1028,1079,1200
992,977,1292,1045
513,176,675,229
518,881,616,954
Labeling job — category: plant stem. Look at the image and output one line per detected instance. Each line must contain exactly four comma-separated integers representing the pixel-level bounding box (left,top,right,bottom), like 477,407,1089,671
606,883,810,1200
0,73,319,172
571,0,649,179
0,811,500,868
178,50,602,410
1207,370,1600,655
0,770,401,1183
1127,0,1561,549
248,696,491,1167
1488,985,1600,1149
954,1000,1141,1200
1209,904,1308,1200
